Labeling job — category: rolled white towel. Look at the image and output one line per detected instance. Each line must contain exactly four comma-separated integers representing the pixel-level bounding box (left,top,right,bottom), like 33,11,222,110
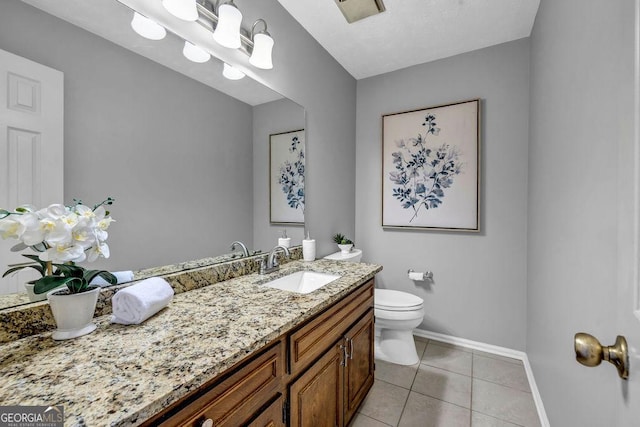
91,270,135,287
111,277,174,325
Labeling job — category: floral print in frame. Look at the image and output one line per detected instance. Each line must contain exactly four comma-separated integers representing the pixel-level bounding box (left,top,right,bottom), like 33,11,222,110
382,99,480,231
270,129,305,224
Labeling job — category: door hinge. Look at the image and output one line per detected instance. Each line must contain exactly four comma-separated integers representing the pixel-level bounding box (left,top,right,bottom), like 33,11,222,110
282,400,289,424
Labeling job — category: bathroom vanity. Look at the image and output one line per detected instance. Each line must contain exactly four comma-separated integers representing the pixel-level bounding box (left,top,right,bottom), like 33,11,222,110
0,259,381,426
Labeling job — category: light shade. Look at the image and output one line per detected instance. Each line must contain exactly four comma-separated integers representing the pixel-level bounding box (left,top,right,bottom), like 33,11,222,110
223,63,245,80
213,2,243,49
162,0,199,21
249,33,274,69
183,41,211,63
131,12,166,40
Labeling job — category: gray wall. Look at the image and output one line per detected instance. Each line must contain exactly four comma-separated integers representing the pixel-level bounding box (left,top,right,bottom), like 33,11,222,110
253,99,306,251
0,1,254,271
356,39,530,350
220,0,358,257
527,0,636,424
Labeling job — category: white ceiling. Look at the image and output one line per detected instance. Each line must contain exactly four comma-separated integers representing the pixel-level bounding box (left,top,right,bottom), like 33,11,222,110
277,0,540,79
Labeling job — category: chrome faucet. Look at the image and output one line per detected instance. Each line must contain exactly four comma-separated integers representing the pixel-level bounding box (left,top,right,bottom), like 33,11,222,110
259,245,291,274
230,241,250,258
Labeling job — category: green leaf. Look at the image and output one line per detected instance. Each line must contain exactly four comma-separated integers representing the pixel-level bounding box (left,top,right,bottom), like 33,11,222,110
53,264,85,278
33,276,82,294
2,264,44,278
83,270,116,285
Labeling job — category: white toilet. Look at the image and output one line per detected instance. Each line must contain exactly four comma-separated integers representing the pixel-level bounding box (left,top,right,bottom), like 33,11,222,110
323,249,425,366
374,289,424,365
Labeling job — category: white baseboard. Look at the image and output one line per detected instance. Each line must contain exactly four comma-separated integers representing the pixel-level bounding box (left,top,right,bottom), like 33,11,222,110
414,328,550,427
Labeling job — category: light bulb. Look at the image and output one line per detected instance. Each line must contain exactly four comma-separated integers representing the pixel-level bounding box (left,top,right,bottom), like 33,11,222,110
213,3,242,49
183,41,210,63
223,63,245,80
162,0,199,21
131,12,166,40
249,32,274,69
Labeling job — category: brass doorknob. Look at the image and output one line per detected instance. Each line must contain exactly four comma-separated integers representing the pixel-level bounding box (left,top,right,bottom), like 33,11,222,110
574,333,629,379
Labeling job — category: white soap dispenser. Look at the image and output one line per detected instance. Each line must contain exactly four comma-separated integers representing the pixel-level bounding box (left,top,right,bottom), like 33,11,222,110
302,231,316,261
278,229,291,248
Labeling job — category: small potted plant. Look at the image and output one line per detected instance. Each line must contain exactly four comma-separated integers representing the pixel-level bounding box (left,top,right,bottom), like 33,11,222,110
333,233,354,254
0,198,117,340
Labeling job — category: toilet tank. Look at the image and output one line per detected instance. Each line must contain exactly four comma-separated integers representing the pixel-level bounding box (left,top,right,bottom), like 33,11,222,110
323,249,362,263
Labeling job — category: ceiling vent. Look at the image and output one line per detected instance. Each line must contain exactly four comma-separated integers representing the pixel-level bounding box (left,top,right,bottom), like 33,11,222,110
335,0,386,24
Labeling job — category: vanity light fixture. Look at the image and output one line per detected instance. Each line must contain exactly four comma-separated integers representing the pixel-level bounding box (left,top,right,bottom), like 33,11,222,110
183,41,211,63
249,19,274,70
222,63,245,80
124,0,275,71
162,0,199,21
212,1,243,49
130,12,166,40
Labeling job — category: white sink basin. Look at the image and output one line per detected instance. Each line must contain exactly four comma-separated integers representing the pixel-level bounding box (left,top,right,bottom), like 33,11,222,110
262,271,341,294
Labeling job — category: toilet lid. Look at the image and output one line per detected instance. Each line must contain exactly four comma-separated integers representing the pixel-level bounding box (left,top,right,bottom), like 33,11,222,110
375,289,423,311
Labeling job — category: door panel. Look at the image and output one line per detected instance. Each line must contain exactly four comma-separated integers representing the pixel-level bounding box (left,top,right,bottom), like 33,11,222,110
0,48,63,295
289,343,344,427
343,310,374,425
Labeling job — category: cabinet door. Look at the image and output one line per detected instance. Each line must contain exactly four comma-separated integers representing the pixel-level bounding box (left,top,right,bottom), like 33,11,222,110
289,343,344,427
343,310,375,425
247,394,285,427
288,280,374,377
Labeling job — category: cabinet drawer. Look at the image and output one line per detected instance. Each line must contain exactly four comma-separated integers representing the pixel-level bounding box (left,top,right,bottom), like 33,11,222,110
154,341,284,427
288,280,374,376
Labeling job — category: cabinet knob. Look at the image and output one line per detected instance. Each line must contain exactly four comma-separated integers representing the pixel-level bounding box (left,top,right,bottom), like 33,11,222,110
201,419,214,427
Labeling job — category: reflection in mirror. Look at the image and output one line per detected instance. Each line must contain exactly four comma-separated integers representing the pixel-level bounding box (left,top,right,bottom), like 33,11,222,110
0,0,304,310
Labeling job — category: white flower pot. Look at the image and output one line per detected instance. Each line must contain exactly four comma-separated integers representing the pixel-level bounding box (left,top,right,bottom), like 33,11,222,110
338,244,353,254
24,282,67,302
47,286,100,340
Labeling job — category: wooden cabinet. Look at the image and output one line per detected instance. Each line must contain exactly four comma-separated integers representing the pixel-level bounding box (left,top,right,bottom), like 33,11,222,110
143,279,375,427
288,279,374,427
143,341,284,427
343,311,375,425
289,308,374,427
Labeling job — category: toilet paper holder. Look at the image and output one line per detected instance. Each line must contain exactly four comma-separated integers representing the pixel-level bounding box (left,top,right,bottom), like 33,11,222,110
407,269,433,281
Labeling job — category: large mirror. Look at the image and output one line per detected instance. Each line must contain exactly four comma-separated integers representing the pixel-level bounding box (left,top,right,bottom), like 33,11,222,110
0,0,305,310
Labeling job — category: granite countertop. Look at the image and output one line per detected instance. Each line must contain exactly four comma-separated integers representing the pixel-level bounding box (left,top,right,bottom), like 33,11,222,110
0,259,381,426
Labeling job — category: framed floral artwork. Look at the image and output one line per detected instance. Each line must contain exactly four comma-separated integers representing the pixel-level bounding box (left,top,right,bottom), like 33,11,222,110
382,99,480,231
270,129,305,225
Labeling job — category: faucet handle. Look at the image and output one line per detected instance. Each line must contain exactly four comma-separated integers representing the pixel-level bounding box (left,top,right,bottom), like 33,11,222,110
257,258,266,274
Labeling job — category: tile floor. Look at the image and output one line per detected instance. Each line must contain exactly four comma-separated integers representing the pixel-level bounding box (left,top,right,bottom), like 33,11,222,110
352,337,541,427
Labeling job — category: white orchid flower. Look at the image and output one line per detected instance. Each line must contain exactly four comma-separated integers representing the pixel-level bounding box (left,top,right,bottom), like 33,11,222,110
19,213,47,246
94,229,108,242
45,204,68,219
0,217,26,240
72,226,97,249
97,216,114,231
60,212,79,228
87,242,110,262
40,243,86,263
0,212,41,245
44,220,73,246
75,204,97,222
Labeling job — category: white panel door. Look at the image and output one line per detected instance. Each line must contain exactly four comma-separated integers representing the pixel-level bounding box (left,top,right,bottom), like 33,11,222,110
616,0,640,423
0,49,63,295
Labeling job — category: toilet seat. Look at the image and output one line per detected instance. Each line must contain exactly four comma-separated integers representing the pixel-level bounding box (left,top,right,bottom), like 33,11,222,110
375,289,423,311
